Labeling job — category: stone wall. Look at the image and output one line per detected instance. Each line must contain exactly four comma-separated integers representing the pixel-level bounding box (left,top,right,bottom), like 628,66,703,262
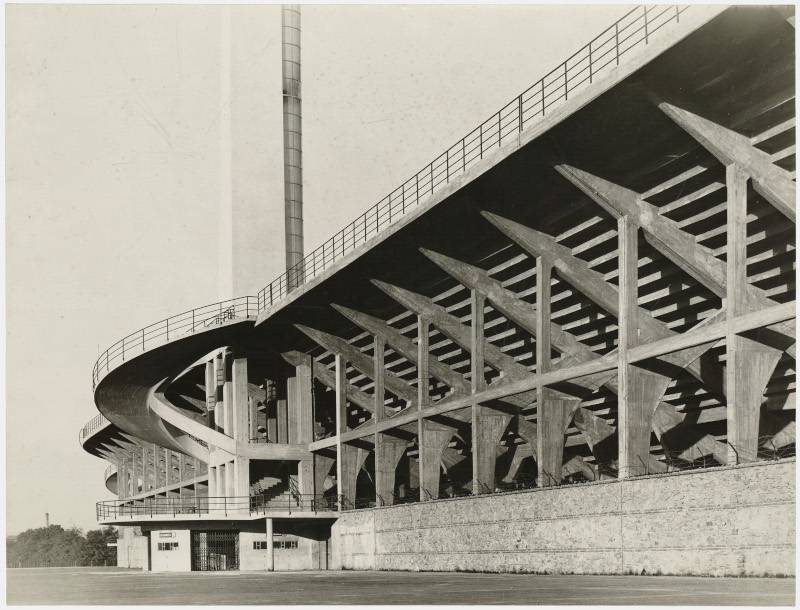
331,460,795,576
116,526,149,570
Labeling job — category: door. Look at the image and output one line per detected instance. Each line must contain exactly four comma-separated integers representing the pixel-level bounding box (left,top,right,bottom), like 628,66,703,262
190,531,239,571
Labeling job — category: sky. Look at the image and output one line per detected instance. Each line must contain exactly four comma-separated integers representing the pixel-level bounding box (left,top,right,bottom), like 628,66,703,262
5,3,629,535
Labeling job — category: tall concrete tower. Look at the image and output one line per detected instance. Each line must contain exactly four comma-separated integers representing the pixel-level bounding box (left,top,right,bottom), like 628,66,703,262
217,6,285,301
282,5,304,290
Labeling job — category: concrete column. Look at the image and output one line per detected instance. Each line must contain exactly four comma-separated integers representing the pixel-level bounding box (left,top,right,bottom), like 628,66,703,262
470,290,508,494
295,354,314,444
725,165,781,463
265,518,274,571
375,434,406,505
415,317,433,497
339,444,369,505
118,459,127,500
298,458,314,495
535,257,578,487
226,461,236,497
287,377,299,443
267,404,277,442
160,446,167,489
215,354,225,433
224,380,234,437
232,357,249,445
334,354,350,509
276,398,288,443
617,217,671,478
142,446,150,492
419,422,451,499
314,454,335,497
208,466,217,497
233,457,250,497
248,396,257,442
205,360,216,430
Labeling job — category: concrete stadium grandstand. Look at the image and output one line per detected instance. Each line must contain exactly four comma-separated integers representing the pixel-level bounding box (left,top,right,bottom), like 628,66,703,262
79,4,796,575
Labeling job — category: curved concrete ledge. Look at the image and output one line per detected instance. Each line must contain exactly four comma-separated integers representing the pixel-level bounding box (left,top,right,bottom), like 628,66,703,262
105,464,118,495
94,318,255,456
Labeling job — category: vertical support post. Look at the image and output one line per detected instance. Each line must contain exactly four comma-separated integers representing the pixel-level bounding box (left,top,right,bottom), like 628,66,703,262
535,257,572,487
416,317,430,496
725,165,779,463
335,354,347,510
248,396,257,443
214,354,225,433
296,354,314,444
167,451,173,488
232,357,250,497
373,336,386,504
265,517,274,571
287,377,299,443
223,362,234,437
470,290,487,495
617,216,638,480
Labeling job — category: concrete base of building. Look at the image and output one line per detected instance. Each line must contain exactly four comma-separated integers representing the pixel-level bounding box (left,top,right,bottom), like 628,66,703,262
117,519,332,573
331,459,795,577
116,526,149,570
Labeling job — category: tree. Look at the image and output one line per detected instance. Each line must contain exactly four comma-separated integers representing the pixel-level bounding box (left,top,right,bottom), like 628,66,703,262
6,525,117,567
82,527,117,566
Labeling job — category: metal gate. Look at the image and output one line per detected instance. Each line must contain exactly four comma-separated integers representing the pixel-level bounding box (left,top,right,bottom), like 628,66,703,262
190,531,239,571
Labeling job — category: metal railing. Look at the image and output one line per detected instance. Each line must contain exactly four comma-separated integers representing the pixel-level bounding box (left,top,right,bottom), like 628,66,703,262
96,493,340,521
78,413,111,445
255,4,690,312
89,6,691,396
92,296,258,389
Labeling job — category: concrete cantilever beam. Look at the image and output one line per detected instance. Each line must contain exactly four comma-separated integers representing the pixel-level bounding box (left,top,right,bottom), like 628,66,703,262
370,277,622,474
420,247,728,465
481,211,724,388
331,303,470,395
552,165,796,355
282,350,375,413
658,102,796,222
295,324,417,407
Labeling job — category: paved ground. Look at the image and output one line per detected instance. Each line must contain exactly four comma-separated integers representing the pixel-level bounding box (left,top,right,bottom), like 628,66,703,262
5,567,795,605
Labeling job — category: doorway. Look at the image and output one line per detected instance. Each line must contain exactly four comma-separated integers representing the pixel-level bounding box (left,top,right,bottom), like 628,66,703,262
190,530,239,571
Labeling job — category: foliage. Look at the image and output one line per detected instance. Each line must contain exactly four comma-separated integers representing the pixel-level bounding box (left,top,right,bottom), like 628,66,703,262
7,525,117,567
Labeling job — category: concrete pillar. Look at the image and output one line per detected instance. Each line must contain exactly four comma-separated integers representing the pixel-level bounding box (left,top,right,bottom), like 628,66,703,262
334,354,347,510
277,398,288,443
339,444,369,505
118,459,127,500
208,466,217,497
725,165,782,463
248,396,257,442
142,446,150,491
617,217,672,478
295,354,314,444
267,405,277,443
224,380,234,437
205,360,216,430
314,454,335,497
233,458,250,497
287,377,299,443
470,290,508,494
375,434,406,505
535,257,579,487
215,354,225,433
298,458,314,495
226,462,236,497
232,357,249,445
419,422,451,499
265,518,274,571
